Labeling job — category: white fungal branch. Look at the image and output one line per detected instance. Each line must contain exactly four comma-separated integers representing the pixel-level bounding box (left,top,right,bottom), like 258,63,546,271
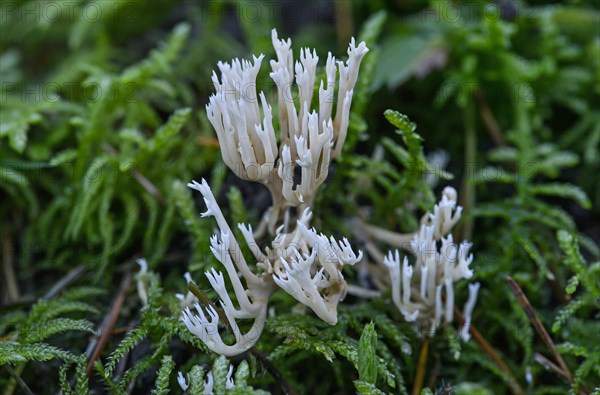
360,186,464,250
187,179,262,288
135,258,149,306
183,180,362,355
423,186,463,240
460,282,480,341
182,301,268,357
381,188,480,339
332,38,369,158
206,29,368,218
272,217,363,324
177,363,232,394
183,180,274,356
177,371,189,391
207,54,277,184
184,28,367,356
383,252,419,322
277,112,334,205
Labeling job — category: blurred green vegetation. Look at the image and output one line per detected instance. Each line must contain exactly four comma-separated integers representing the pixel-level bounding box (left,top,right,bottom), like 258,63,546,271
1,0,598,394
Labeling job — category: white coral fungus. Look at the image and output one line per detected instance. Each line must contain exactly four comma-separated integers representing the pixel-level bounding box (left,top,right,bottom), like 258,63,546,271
206,28,368,231
182,26,368,357
381,187,480,338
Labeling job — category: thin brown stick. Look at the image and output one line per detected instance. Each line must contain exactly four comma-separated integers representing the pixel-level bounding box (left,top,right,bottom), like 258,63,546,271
2,230,24,395
533,354,590,395
44,265,85,300
0,265,85,312
101,143,166,205
188,283,297,395
454,308,525,395
3,365,33,395
506,277,573,383
1,227,19,303
90,326,135,339
188,282,226,326
412,338,429,395
475,89,507,147
335,0,353,51
249,348,296,395
534,352,568,379
86,270,134,376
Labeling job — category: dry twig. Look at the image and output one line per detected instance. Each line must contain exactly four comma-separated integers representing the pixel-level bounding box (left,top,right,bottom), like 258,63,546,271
44,265,85,300
3,365,34,395
1,227,19,303
101,143,166,205
86,270,134,376
454,307,525,395
475,89,507,147
506,277,573,383
412,338,429,395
